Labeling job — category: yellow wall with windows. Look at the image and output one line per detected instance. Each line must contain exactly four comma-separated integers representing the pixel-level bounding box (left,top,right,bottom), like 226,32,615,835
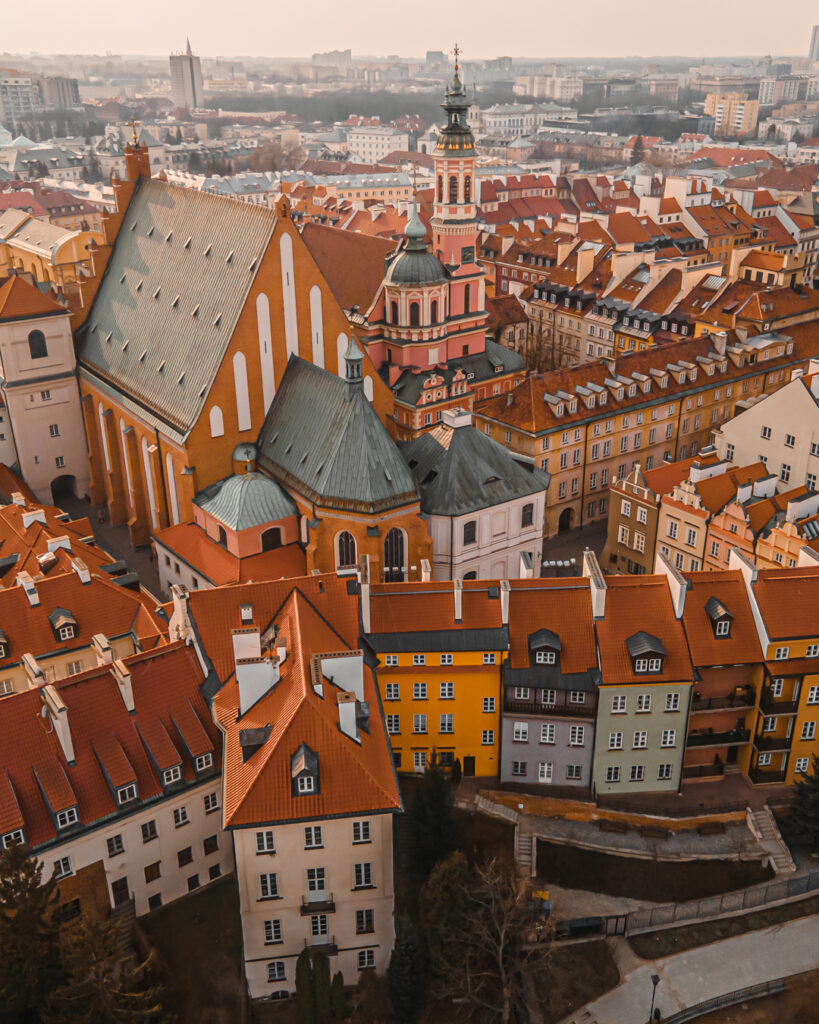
374,648,503,776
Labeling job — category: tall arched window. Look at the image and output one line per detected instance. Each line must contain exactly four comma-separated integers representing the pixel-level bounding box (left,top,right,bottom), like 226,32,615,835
464,176,472,203
337,530,357,568
464,284,471,314
261,527,282,551
437,175,443,202
217,526,227,547
28,330,47,359
409,302,420,327
430,299,439,323
390,300,398,324
449,176,458,203
384,528,405,582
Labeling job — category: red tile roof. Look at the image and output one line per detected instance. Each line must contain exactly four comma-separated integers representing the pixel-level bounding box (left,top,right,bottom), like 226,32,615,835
369,580,503,635
752,567,819,640
211,588,400,827
680,570,763,667
506,579,596,672
0,276,65,322
153,524,306,586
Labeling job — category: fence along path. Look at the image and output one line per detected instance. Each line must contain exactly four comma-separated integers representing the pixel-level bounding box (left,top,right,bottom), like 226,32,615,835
627,867,819,934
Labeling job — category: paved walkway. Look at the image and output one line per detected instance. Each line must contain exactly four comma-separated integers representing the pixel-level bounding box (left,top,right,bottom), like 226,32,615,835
565,915,819,1024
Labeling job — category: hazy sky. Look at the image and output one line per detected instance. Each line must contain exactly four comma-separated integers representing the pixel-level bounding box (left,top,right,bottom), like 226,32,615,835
5,0,819,60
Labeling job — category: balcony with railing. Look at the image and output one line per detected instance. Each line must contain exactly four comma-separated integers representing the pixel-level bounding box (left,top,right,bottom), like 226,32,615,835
682,762,726,780
304,934,338,955
690,688,754,714
300,893,335,915
749,767,788,785
753,733,792,753
759,689,799,716
503,692,597,718
686,727,750,748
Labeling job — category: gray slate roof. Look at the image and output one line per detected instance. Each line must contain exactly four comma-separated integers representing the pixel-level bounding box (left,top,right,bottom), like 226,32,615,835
399,419,550,517
386,339,524,408
194,471,297,530
77,178,276,436
256,356,419,513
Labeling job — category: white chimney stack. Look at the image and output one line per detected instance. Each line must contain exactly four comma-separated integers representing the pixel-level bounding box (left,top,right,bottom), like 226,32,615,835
337,691,360,742
111,658,134,712
92,633,113,665
582,550,607,619
42,685,74,764
16,572,39,606
500,580,510,625
454,579,463,622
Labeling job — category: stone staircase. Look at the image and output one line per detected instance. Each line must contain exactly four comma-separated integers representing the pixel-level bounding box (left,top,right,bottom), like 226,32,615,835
515,829,534,872
724,763,741,776
750,806,796,874
109,898,136,956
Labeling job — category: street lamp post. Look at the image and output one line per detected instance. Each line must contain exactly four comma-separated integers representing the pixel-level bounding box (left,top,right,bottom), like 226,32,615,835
648,973,660,1023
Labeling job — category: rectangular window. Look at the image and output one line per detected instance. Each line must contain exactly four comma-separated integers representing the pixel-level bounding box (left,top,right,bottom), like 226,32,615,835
538,762,553,783
612,695,627,714
569,691,585,705
513,721,529,742
412,683,427,699
264,919,282,944
53,856,72,879
540,723,555,744
307,867,325,892
440,681,454,699
358,950,376,970
177,847,193,867
354,863,373,888
661,729,676,748
566,765,582,780
117,783,137,804
163,765,182,785
511,761,527,777
483,653,497,665
629,765,645,782
785,433,795,448
535,650,556,665
633,731,648,749
56,807,78,829
413,714,427,734
667,521,678,539
385,683,399,700
412,655,425,666
618,525,630,546
195,753,213,772
107,835,124,857
808,645,819,659
514,686,531,700
758,753,772,767
259,872,278,897
780,464,791,483
774,647,790,660
304,826,323,849
808,686,819,705
267,961,286,982
142,820,158,843
256,830,275,854
204,792,219,815
439,713,454,734
802,721,816,742
685,527,697,547
204,835,218,856
569,725,585,747
658,764,673,781
173,806,189,828
413,751,427,772
386,714,400,734
608,732,623,750
440,653,453,665
540,689,557,706
665,693,680,712
637,506,647,525
482,697,495,713
356,909,374,934
481,730,495,745
605,766,620,783
636,694,651,713
353,820,371,844
385,655,398,667
796,757,810,774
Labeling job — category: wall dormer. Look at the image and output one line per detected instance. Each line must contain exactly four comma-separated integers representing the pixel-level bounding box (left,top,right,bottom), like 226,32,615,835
705,596,733,638
626,631,666,674
291,743,319,796
48,607,77,643
528,628,561,668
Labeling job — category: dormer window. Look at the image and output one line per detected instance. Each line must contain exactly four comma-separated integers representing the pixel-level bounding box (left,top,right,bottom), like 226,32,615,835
49,608,77,643
291,743,319,797
56,807,79,829
195,752,213,772
1,828,24,848
59,626,74,641
705,596,733,639
163,765,182,786
117,783,137,805
529,629,561,669
536,651,556,665
297,776,314,794
626,631,666,675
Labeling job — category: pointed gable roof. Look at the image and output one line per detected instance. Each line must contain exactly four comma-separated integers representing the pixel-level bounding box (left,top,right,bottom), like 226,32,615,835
256,356,417,512
0,276,65,323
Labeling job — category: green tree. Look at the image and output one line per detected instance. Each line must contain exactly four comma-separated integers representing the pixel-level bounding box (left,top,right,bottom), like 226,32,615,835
787,754,819,850
388,916,425,1024
630,134,645,165
295,947,315,1024
330,971,348,1020
410,762,460,875
418,851,473,960
0,841,64,1024
44,913,163,1023
313,949,331,1021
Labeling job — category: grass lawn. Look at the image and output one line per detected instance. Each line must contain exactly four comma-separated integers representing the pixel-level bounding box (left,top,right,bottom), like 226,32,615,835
139,876,246,1024
629,893,819,959
535,939,620,1024
536,840,772,902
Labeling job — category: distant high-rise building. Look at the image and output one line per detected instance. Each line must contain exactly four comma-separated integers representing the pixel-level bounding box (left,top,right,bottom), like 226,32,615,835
169,39,204,111
810,25,819,64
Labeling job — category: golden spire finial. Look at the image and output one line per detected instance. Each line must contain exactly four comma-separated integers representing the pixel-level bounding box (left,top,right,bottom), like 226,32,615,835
129,117,139,146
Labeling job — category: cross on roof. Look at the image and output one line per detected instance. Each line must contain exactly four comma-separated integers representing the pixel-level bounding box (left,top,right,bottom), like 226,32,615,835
128,117,139,146
452,43,461,68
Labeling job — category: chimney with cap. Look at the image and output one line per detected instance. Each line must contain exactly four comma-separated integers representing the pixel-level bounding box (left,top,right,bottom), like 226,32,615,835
42,685,74,764
16,571,39,606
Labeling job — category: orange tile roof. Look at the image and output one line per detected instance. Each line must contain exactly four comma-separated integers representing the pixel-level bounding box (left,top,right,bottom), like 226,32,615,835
506,579,596,673
369,580,503,635
690,462,771,514
680,570,763,667
0,276,65,322
596,577,694,685
300,222,395,312
211,589,400,827
187,573,359,682
752,567,819,640
640,452,721,497
153,524,306,586
0,642,218,846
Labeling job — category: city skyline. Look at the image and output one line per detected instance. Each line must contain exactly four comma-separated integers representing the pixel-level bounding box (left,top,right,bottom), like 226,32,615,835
3,1,819,62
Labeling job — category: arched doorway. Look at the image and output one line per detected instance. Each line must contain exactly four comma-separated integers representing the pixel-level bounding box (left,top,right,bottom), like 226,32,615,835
558,507,574,533
261,527,282,551
384,529,405,582
50,474,76,502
